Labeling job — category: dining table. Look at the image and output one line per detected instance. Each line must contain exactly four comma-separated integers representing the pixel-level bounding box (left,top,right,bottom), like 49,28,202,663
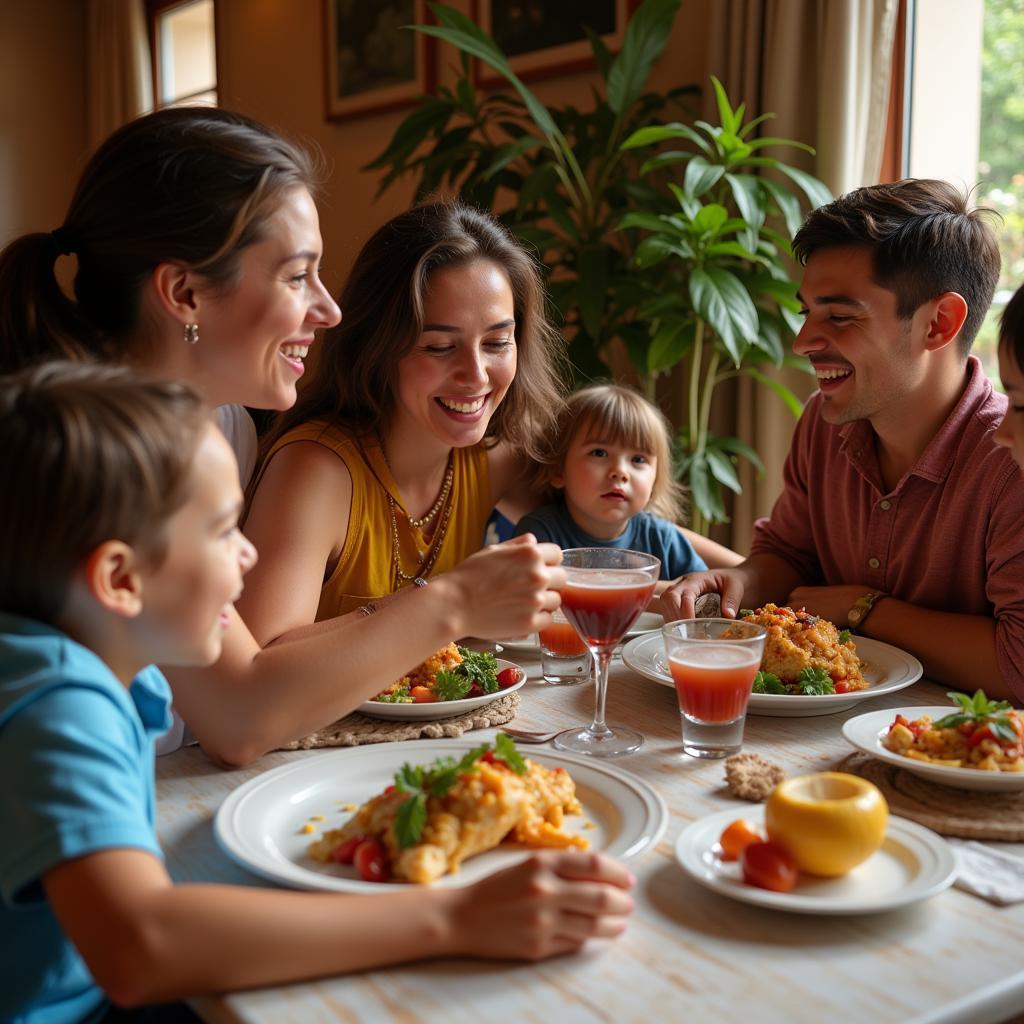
156,639,1024,1024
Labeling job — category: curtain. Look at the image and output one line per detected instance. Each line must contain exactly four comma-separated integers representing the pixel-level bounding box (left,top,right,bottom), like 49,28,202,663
705,0,900,554
87,0,153,150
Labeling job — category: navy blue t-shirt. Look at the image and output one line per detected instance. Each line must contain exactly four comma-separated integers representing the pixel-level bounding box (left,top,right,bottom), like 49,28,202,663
513,502,707,580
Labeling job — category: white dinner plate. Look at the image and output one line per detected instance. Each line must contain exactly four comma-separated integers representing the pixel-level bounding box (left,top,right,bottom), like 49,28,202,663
214,739,668,892
496,611,665,653
674,806,955,914
843,706,1024,791
621,632,922,717
358,659,526,720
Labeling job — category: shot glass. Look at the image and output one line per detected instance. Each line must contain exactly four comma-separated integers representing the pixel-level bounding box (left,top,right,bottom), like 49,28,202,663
661,618,767,759
538,609,590,685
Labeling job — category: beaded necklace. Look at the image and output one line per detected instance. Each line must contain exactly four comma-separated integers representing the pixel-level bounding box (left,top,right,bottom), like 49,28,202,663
383,449,455,589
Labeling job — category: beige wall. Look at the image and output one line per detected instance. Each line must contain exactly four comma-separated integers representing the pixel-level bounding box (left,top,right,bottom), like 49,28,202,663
0,0,88,245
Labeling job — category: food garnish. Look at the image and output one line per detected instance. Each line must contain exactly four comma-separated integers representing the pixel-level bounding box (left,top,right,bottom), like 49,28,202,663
883,690,1024,771
718,819,763,862
374,645,504,704
394,735,527,849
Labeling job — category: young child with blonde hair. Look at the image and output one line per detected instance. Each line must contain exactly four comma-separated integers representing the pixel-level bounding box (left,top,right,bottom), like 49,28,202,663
514,382,707,578
0,362,634,1024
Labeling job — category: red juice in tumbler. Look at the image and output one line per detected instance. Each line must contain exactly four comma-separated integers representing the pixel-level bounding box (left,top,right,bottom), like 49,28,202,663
560,570,657,649
538,620,588,656
668,645,760,722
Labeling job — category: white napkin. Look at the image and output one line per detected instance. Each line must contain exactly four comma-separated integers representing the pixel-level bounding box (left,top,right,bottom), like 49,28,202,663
950,839,1024,905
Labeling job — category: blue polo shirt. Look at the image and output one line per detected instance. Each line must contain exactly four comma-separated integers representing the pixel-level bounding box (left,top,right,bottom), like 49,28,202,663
513,502,708,580
0,613,171,1024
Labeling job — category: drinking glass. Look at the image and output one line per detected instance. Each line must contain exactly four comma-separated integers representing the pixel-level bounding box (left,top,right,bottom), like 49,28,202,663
537,609,590,684
661,618,767,758
553,548,660,757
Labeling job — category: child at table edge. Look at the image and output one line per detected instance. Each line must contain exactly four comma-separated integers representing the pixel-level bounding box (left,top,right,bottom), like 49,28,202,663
513,383,717,606
0,362,634,1024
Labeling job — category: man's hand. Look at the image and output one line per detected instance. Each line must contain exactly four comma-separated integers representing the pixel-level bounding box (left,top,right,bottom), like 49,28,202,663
787,585,871,626
660,568,750,620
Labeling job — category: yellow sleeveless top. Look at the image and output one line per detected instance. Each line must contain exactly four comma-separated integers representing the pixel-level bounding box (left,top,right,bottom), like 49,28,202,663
257,420,492,619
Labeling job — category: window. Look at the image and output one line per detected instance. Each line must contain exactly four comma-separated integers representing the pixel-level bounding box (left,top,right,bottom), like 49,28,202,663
903,0,1024,382
148,0,217,109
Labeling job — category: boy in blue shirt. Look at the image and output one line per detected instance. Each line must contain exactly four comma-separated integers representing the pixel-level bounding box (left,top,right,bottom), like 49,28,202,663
0,362,634,1024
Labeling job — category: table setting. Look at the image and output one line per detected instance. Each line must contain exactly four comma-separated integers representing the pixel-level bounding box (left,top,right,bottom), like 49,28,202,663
156,577,1024,1024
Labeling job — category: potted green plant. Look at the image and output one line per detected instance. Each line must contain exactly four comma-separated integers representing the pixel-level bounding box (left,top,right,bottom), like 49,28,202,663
368,0,830,532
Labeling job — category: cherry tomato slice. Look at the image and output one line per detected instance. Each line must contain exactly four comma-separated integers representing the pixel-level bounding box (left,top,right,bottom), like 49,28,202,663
741,840,798,893
330,835,366,865
353,838,391,882
496,667,521,689
409,685,436,703
718,819,763,862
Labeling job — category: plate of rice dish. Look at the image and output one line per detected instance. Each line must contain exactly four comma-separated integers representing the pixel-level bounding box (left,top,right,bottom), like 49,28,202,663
360,643,525,720
622,604,922,717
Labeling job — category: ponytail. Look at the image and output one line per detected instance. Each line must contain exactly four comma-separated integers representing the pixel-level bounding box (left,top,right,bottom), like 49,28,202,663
0,233,102,372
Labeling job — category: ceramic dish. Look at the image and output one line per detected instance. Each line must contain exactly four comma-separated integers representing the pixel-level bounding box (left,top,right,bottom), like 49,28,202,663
214,739,669,892
358,658,526,720
496,611,665,653
843,706,1024,791
621,632,922,717
674,805,956,914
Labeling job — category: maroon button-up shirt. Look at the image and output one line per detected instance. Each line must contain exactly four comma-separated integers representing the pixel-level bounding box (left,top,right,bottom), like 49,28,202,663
750,357,1024,698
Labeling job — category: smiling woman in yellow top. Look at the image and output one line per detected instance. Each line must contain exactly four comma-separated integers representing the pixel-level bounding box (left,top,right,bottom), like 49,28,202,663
238,202,566,640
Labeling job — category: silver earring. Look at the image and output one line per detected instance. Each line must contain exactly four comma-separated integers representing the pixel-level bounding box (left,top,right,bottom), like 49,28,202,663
184,323,199,345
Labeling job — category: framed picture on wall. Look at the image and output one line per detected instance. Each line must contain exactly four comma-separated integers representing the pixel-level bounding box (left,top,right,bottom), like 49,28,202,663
471,0,638,86
323,0,435,121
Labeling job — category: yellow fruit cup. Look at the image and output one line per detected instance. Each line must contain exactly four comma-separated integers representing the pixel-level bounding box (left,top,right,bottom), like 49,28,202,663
764,772,888,877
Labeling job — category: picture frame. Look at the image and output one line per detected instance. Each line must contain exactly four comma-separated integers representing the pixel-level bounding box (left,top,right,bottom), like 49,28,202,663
323,0,436,122
470,0,638,87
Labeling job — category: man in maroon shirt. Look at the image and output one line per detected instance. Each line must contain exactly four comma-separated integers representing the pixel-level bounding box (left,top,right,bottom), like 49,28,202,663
663,179,1024,700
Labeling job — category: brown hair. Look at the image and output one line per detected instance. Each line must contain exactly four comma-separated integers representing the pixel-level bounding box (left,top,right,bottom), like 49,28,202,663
259,201,566,461
538,382,684,522
1000,285,1024,371
0,107,318,371
792,178,1000,356
0,361,209,623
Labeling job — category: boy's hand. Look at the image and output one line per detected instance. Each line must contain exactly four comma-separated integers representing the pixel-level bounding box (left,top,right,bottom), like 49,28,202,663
445,850,635,961
442,535,566,639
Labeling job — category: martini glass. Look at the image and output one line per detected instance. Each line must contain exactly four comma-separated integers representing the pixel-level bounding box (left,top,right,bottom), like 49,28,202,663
553,548,660,756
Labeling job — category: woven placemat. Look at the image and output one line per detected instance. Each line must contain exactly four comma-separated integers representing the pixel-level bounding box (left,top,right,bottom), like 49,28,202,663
277,692,520,751
836,752,1024,841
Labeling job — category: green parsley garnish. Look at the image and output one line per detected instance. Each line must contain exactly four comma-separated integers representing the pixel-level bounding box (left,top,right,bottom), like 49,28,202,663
739,608,755,618
752,670,786,694
795,666,835,695
391,737,527,849
433,670,472,702
934,689,1016,740
837,629,852,644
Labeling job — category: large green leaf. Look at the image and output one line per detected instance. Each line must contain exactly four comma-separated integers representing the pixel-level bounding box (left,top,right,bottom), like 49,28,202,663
685,453,727,523
690,266,760,364
758,178,804,238
684,156,725,198
742,367,805,417
724,173,765,232
706,447,742,493
714,435,765,473
420,6,561,143
691,203,728,235
647,320,694,373
607,0,683,114
482,136,543,179
710,76,739,134
622,122,715,159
